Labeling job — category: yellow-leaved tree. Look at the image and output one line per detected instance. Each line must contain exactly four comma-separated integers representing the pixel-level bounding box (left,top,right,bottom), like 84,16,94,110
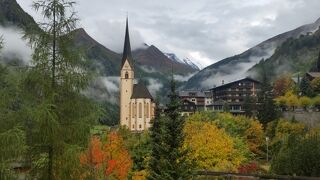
183,120,248,172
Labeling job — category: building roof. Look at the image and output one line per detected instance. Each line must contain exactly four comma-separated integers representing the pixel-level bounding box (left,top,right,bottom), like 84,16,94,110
178,91,208,97
121,18,134,69
306,72,320,78
209,77,260,91
181,99,196,106
131,81,153,100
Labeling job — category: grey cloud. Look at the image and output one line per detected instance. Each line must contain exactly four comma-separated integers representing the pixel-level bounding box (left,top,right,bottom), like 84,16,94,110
17,0,320,68
83,76,120,104
0,26,32,65
147,78,163,97
174,72,197,82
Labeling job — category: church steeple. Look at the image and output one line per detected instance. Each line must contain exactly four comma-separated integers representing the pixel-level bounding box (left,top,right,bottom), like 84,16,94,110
121,18,133,69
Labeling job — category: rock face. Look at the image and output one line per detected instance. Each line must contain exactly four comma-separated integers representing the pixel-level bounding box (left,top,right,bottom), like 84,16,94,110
132,45,199,74
185,18,320,90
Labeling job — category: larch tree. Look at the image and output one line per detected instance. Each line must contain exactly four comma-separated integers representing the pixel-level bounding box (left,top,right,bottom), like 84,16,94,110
0,38,27,179
23,0,101,179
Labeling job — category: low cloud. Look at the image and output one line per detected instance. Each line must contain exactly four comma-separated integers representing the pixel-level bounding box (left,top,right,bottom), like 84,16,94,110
83,76,120,104
140,65,157,73
200,43,276,89
0,26,32,65
174,72,197,82
147,78,163,97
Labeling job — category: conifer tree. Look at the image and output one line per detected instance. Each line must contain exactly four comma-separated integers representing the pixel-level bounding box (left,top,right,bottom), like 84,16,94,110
148,78,192,180
300,77,313,97
147,100,163,180
257,63,279,126
0,39,27,179
23,0,101,179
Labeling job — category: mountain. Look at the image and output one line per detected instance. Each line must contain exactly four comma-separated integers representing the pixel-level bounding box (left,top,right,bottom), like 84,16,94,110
185,18,320,90
165,53,200,71
0,0,38,31
73,29,199,76
182,58,201,71
132,45,198,74
72,28,122,76
248,28,320,80
0,0,200,109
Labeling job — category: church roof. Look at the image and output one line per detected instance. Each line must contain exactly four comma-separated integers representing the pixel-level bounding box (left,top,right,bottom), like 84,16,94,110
131,81,153,100
121,18,134,69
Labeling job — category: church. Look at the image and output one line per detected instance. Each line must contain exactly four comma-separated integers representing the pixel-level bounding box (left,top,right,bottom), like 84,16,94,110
119,19,155,131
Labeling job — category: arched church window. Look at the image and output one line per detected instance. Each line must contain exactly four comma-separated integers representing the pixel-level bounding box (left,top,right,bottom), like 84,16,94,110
132,103,134,118
125,72,129,79
139,102,142,118
146,103,149,118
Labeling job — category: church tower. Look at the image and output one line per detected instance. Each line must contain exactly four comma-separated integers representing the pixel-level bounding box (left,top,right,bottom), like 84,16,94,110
120,18,134,127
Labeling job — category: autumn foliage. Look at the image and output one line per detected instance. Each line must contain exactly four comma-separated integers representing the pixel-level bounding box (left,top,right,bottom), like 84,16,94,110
273,75,295,97
80,132,133,179
184,120,248,172
238,162,259,173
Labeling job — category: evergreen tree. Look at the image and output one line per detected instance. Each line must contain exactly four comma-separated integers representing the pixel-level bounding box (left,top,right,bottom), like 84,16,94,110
23,0,101,179
148,78,192,180
300,77,314,97
0,38,27,179
147,99,163,180
243,96,256,117
257,63,279,126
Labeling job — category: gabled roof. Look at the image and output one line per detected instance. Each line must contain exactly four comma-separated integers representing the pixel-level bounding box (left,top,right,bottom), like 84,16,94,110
209,77,261,91
178,91,206,97
121,18,134,69
306,72,320,78
131,81,153,100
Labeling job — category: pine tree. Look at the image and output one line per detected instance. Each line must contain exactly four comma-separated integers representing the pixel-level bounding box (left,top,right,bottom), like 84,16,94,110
147,99,163,180
257,63,279,126
148,78,192,180
23,0,101,179
243,96,256,117
300,77,314,97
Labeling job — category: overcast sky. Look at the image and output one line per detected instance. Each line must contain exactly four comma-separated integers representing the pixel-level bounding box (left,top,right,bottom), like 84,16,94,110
16,0,320,68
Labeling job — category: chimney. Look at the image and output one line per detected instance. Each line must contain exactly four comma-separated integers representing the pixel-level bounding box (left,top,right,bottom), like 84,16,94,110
222,80,224,85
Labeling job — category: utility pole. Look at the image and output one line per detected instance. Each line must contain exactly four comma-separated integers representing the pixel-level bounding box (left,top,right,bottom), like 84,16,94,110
266,136,269,162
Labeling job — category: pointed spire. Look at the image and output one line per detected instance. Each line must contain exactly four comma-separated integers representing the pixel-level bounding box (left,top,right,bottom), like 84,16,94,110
121,17,133,69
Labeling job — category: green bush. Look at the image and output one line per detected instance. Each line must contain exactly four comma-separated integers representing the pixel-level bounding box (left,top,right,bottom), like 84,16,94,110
271,134,320,176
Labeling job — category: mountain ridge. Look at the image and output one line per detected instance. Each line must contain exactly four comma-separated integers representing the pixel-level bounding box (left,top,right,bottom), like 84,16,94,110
185,17,320,89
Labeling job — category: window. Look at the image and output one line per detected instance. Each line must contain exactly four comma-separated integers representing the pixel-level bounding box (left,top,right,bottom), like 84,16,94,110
146,103,149,118
132,124,135,129
139,103,142,118
139,124,142,129
125,72,129,79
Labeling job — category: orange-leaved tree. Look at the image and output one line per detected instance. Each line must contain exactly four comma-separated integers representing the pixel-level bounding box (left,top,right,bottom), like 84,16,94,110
80,132,133,180
273,75,296,97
